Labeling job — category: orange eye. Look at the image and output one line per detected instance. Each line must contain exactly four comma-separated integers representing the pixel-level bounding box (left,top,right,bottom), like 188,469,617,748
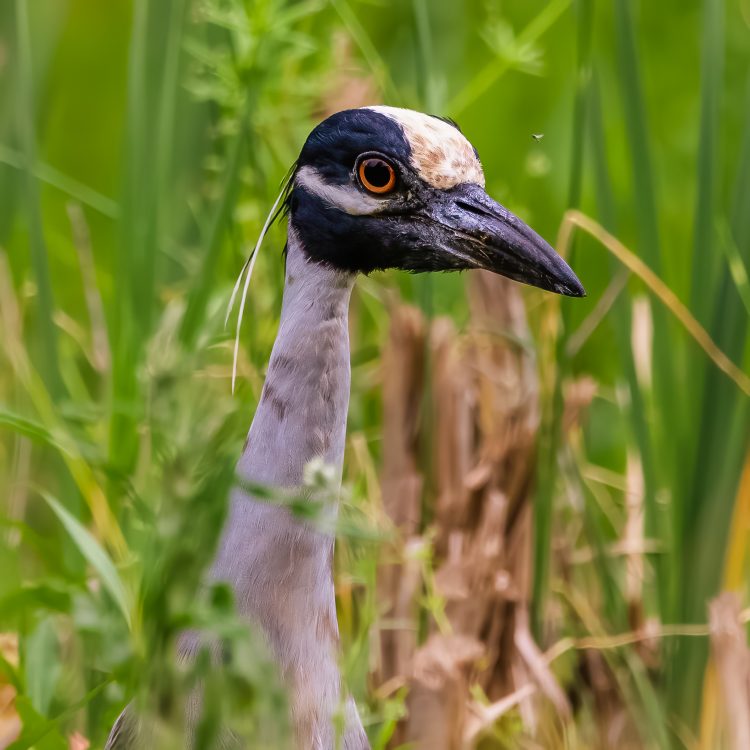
358,157,396,194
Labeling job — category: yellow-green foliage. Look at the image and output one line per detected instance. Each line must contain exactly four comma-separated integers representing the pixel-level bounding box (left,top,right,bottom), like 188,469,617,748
1,0,749,747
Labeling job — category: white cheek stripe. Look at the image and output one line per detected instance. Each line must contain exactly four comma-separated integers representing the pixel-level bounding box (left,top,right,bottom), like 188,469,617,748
295,165,386,216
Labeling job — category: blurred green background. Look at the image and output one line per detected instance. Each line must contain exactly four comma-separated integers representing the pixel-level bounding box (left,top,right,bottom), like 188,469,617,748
1,0,749,747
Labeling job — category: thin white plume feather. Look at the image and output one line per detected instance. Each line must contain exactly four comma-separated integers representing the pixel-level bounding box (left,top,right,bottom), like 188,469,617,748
228,180,289,394
225,255,251,330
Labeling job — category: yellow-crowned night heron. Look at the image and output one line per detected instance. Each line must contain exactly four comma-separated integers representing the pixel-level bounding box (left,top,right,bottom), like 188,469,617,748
107,106,584,750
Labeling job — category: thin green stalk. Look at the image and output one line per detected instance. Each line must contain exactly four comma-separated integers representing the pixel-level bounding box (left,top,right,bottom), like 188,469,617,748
122,0,153,339
673,72,750,728
0,145,119,218
719,222,750,319
111,0,187,472
612,0,676,618
673,0,725,627
179,88,255,345
412,0,438,113
612,0,661,275
574,45,634,632
531,0,591,639
567,0,593,208
731,77,750,253
14,0,62,400
411,0,436,648
532,378,565,640
689,0,723,325
330,0,401,105
588,75,662,617
447,0,571,118
153,0,188,290
109,0,150,473
411,0,437,325
588,71,676,744
625,651,671,750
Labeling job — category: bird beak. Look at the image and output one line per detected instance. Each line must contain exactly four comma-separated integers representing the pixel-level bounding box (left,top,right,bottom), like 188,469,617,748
423,182,585,297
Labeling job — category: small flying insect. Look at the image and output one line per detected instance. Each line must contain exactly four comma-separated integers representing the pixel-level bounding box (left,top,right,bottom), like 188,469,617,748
532,133,545,142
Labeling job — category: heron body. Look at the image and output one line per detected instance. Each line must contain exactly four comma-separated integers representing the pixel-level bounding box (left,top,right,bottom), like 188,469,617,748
107,106,583,750
209,240,362,747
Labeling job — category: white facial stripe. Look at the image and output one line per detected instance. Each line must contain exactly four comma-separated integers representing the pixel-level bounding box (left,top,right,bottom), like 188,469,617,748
296,165,385,216
367,105,485,190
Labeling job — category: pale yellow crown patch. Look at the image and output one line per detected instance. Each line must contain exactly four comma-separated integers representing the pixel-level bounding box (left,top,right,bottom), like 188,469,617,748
367,105,485,190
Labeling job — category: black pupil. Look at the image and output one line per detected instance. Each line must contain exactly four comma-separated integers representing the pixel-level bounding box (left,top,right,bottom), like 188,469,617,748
363,159,391,188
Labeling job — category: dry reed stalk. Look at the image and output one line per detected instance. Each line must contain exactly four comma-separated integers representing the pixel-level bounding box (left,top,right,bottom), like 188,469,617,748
624,452,645,631
68,732,91,750
377,304,426,685
709,592,750,750
378,272,577,747
405,633,485,748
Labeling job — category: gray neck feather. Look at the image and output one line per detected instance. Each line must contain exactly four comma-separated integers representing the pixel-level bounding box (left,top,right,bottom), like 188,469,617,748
234,229,354,490
209,231,368,749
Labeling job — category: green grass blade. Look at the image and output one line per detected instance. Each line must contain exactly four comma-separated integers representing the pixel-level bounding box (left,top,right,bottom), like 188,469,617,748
329,0,401,106
0,407,81,465
13,0,62,400
179,89,254,344
689,0,723,325
531,0,591,639
41,492,131,628
731,77,750,253
0,145,119,218
612,0,680,622
412,0,438,112
111,0,188,470
588,75,663,616
567,0,593,208
612,0,661,275
109,0,150,474
447,0,571,118
672,72,750,726
718,220,750,319
24,617,59,715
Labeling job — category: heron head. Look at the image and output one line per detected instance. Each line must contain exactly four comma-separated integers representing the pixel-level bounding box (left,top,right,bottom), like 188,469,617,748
287,106,584,297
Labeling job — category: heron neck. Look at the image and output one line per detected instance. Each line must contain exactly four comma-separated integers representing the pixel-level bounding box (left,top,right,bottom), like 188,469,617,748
206,233,366,747
235,230,355,489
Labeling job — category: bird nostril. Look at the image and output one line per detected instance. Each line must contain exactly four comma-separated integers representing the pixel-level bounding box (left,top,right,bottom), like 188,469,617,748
455,199,493,219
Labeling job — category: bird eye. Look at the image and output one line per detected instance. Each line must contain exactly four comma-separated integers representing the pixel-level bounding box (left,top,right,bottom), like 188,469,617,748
357,157,396,194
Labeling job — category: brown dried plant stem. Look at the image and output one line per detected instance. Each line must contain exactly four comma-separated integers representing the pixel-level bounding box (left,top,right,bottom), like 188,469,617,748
466,608,750,744
378,272,570,748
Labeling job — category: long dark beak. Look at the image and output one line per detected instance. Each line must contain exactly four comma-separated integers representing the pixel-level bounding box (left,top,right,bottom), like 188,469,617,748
425,183,585,297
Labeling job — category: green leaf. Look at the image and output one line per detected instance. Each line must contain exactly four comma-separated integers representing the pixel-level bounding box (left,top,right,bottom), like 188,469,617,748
40,493,131,628
719,220,750,319
0,584,71,620
0,649,21,691
0,408,67,454
12,0,62,400
24,618,59,716
7,696,67,750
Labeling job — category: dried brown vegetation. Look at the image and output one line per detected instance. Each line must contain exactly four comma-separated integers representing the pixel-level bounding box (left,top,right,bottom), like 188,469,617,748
375,272,580,748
